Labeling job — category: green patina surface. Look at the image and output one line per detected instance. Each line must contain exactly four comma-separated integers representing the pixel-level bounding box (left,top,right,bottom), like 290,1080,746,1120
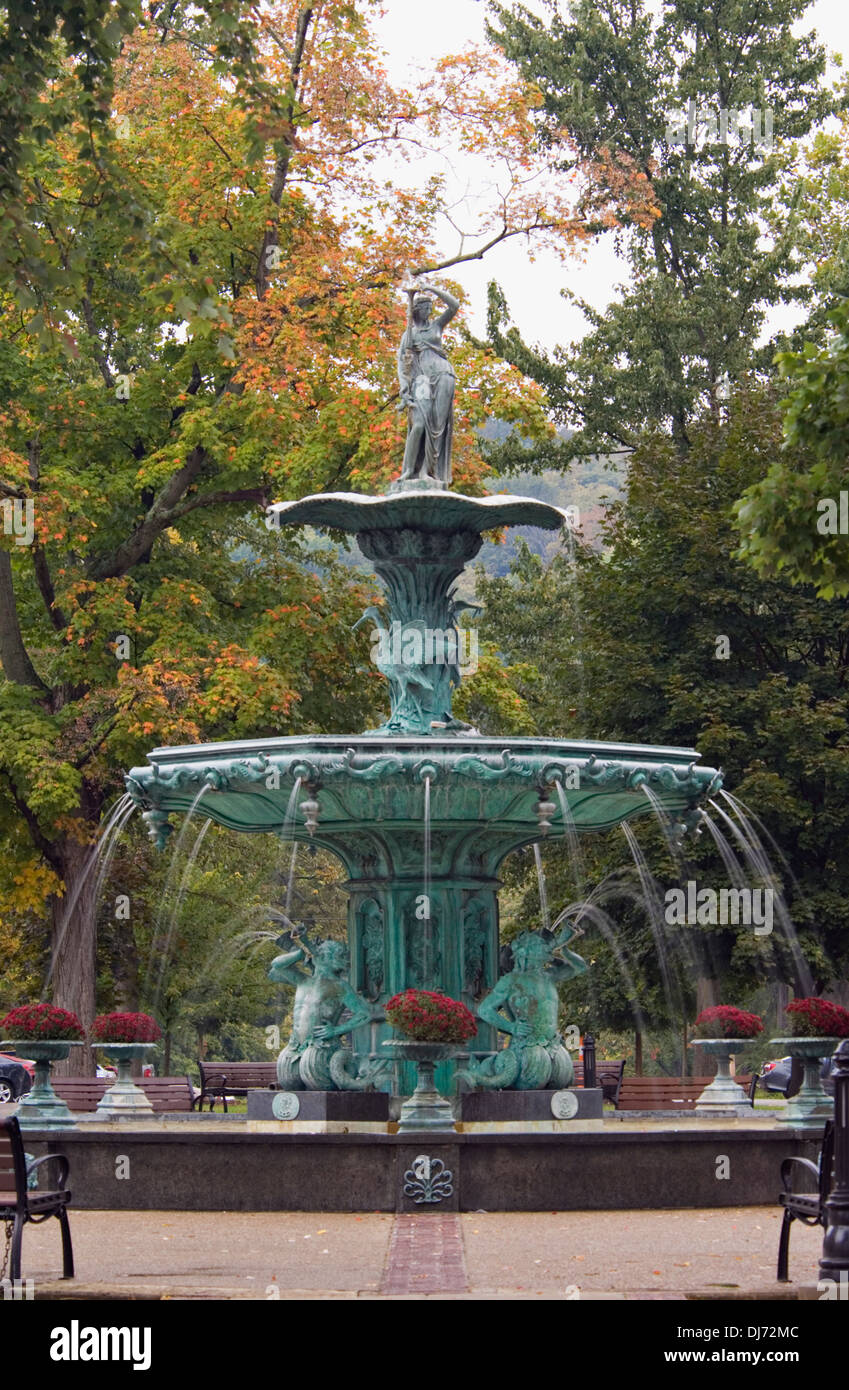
126,480,723,1093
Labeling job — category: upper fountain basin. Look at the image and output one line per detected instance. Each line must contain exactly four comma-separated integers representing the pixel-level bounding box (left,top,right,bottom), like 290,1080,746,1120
265,489,568,535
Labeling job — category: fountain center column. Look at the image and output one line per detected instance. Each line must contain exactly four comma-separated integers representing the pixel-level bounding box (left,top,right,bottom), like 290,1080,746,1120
354,522,483,736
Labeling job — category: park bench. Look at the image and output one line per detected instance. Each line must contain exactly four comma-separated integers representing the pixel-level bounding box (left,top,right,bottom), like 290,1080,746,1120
777,1119,834,1282
52,1075,196,1113
614,1075,754,1110
140,1077,199,1111
196,1061,278,1112
0,1115,73,1282
573,1058,626,1106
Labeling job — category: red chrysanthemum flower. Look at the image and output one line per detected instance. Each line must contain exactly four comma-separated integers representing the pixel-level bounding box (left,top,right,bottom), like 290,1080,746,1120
385,989,477,1043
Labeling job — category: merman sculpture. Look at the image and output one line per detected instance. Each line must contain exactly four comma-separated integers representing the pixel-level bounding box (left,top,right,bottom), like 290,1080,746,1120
456,927,588,1091
269,929,390,1091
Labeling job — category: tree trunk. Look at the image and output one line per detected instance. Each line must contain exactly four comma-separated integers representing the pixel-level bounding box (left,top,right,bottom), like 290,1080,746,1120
634,1028,643,1076
696,977,717,1013
774,980,791,1034
50,836,98,1076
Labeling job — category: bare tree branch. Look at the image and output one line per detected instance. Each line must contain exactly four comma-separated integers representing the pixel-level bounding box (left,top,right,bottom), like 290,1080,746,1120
167,485,270,522
87,445,209,580
256,6,315,300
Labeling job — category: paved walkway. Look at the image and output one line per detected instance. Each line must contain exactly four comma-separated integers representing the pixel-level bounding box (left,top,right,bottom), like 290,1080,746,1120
18,1206,825,1300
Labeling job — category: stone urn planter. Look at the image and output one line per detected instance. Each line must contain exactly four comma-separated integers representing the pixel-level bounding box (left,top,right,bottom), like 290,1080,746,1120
769,1037,839,1130
94,1043,158,1119
2,1041,83,1131
382,1040,457,1133
692,1040,753,1114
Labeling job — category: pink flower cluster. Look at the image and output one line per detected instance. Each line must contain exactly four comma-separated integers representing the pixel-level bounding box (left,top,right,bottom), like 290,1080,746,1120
693,1006,763,1039
1,1003,85,1041
385,989,477,1043
91,1012,162,1043
786,997,849,1039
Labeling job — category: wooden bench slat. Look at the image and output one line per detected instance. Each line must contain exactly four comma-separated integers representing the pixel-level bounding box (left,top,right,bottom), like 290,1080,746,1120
615,1075,753,1109
52,1075,196,1113
573,1059,626,1104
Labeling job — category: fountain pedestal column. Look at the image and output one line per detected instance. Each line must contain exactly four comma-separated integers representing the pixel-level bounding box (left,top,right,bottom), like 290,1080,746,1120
347,868,500,1096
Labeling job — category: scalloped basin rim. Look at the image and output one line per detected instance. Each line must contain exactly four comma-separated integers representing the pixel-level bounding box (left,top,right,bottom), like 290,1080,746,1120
267,488,568,533
140,734,706,764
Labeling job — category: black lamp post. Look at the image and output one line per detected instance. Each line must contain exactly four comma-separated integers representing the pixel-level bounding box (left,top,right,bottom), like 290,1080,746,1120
583,1032,597,1091
820,1038,849,1284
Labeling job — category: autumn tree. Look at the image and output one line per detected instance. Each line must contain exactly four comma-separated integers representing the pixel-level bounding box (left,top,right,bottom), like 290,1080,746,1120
0,2,652,1062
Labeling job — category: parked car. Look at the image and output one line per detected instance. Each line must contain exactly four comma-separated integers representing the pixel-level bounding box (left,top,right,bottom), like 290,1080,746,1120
0,1052,34,1103
757,1054,835,1098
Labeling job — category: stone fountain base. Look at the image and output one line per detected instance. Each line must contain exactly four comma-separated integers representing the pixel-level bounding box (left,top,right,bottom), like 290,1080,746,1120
23,1117,819,1213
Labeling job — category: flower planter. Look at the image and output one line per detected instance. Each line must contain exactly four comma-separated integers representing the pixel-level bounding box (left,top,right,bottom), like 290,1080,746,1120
769,1037,839,1130
692,1039,753,1114
382,1040,457,1132
94,1043,158,1119
2,1040,83,1131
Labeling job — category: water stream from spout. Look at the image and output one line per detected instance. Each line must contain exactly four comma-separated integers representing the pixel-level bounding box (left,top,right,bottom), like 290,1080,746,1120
284,842,298,917
279,776,303,917
706,797,813,995
555,897,651,1039
533,842,551,932
152,814,213,1010
719,790,806,899
46,792,136,989
621,821,687,1031
142,784,209,1002
282,777,303,839
555,780,586,899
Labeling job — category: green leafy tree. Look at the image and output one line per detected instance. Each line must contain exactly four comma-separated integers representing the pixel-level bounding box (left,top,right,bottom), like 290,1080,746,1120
467,385,849,1041
483,0,836,467
2,2,613,1063
734,296,849,597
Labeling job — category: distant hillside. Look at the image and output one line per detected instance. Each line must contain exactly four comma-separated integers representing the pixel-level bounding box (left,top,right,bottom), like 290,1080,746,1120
473,459,624,576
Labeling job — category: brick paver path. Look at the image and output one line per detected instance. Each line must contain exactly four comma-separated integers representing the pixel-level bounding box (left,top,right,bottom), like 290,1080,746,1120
381,1213,468,1295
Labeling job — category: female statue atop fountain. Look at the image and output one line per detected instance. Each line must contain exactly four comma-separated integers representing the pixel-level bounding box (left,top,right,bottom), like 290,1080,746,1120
397,281,459,485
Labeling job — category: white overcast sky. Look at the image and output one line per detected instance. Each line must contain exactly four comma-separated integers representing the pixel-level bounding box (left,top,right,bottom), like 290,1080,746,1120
371,0,848,353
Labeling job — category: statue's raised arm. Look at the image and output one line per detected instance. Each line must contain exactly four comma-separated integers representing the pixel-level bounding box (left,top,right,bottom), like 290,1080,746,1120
268,942,311,987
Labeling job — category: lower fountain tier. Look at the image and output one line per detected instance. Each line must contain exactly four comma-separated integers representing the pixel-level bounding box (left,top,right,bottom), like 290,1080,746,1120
126,733,722,868
126,733,721,1092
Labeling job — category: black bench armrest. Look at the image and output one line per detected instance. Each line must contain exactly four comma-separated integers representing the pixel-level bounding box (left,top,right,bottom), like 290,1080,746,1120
200,1073,228,1095
779,1156,820,1192
26,1152,70,1190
